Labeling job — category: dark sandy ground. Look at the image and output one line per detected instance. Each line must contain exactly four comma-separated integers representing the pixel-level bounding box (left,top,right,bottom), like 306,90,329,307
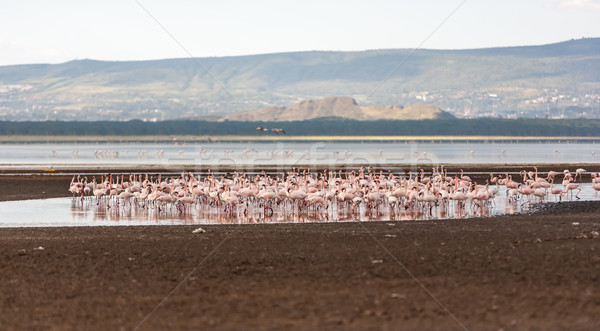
0,175,70,202
1,172,599,330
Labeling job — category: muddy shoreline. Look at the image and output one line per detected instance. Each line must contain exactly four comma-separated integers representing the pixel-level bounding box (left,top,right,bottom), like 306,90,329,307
1,214,599,330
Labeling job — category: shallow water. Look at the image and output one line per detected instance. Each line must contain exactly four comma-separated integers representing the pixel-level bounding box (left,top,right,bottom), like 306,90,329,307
1,141,599,166
1,184,598,228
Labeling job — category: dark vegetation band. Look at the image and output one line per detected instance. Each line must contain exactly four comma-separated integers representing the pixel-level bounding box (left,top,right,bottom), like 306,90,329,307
0,118,599,136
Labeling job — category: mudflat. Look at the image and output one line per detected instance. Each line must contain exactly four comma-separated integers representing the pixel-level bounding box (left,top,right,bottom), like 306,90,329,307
1,211,599,329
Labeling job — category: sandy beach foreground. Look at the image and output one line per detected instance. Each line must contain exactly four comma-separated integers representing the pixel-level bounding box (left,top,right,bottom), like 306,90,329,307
1,172,599,330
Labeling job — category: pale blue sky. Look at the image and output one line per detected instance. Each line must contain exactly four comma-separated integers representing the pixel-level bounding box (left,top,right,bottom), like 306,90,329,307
0,0,599,65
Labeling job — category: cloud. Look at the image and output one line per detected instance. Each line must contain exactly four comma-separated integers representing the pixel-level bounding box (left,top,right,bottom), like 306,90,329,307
561,0,600,10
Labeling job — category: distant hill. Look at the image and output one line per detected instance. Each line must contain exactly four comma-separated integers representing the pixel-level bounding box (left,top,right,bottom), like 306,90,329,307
220,96,454,121
0,38,599,121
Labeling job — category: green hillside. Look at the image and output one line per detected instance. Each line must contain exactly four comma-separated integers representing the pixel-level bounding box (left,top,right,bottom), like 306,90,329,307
0,38,599,121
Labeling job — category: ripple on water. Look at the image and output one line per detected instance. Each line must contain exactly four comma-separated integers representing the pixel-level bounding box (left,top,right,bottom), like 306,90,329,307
1,141,600,166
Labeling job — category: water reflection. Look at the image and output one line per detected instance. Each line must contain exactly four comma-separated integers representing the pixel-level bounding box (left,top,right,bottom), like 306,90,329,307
69,195,497,224
1,184,597,228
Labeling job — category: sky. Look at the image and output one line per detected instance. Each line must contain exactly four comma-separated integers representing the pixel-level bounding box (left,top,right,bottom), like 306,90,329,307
0,0,599,66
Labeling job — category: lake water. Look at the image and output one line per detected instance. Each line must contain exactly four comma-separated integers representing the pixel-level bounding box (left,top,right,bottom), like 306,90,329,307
1,140,598,228
1,184,597,228
1,141,599,167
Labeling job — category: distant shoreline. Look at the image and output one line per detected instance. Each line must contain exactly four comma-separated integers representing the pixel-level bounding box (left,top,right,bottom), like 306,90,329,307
2,135,600,143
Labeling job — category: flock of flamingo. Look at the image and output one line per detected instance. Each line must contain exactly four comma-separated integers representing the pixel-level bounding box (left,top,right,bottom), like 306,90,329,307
67,166,600,222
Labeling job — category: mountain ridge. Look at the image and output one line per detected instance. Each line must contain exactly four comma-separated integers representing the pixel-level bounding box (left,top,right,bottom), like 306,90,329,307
0,38,599,121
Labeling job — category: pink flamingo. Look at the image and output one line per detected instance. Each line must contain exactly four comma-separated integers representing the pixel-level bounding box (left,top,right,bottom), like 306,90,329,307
575,168,586,181
532,188,546,202
550,182,563,201
563,180,581,199
593,181,600,192
518,184,534,200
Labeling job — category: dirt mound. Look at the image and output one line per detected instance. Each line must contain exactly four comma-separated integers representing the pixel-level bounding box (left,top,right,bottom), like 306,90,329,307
220,96,454,121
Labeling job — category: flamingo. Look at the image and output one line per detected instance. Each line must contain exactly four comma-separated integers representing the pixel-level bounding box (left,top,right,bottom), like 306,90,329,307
532,188,546,202
474,183,494,207
593,181,600,192
575,168,586,181
550,182,563,201
507,187,519,202
117,190,134,206
518,184,534,200
546,171,558,181
563,181,581,200
460,169,471,182
66,167,590,224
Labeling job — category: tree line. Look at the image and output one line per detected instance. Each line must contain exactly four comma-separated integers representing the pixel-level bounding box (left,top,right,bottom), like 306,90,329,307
0,118,599,136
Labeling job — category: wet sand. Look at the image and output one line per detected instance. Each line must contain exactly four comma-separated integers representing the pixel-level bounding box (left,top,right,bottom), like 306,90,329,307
1,170,600,330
